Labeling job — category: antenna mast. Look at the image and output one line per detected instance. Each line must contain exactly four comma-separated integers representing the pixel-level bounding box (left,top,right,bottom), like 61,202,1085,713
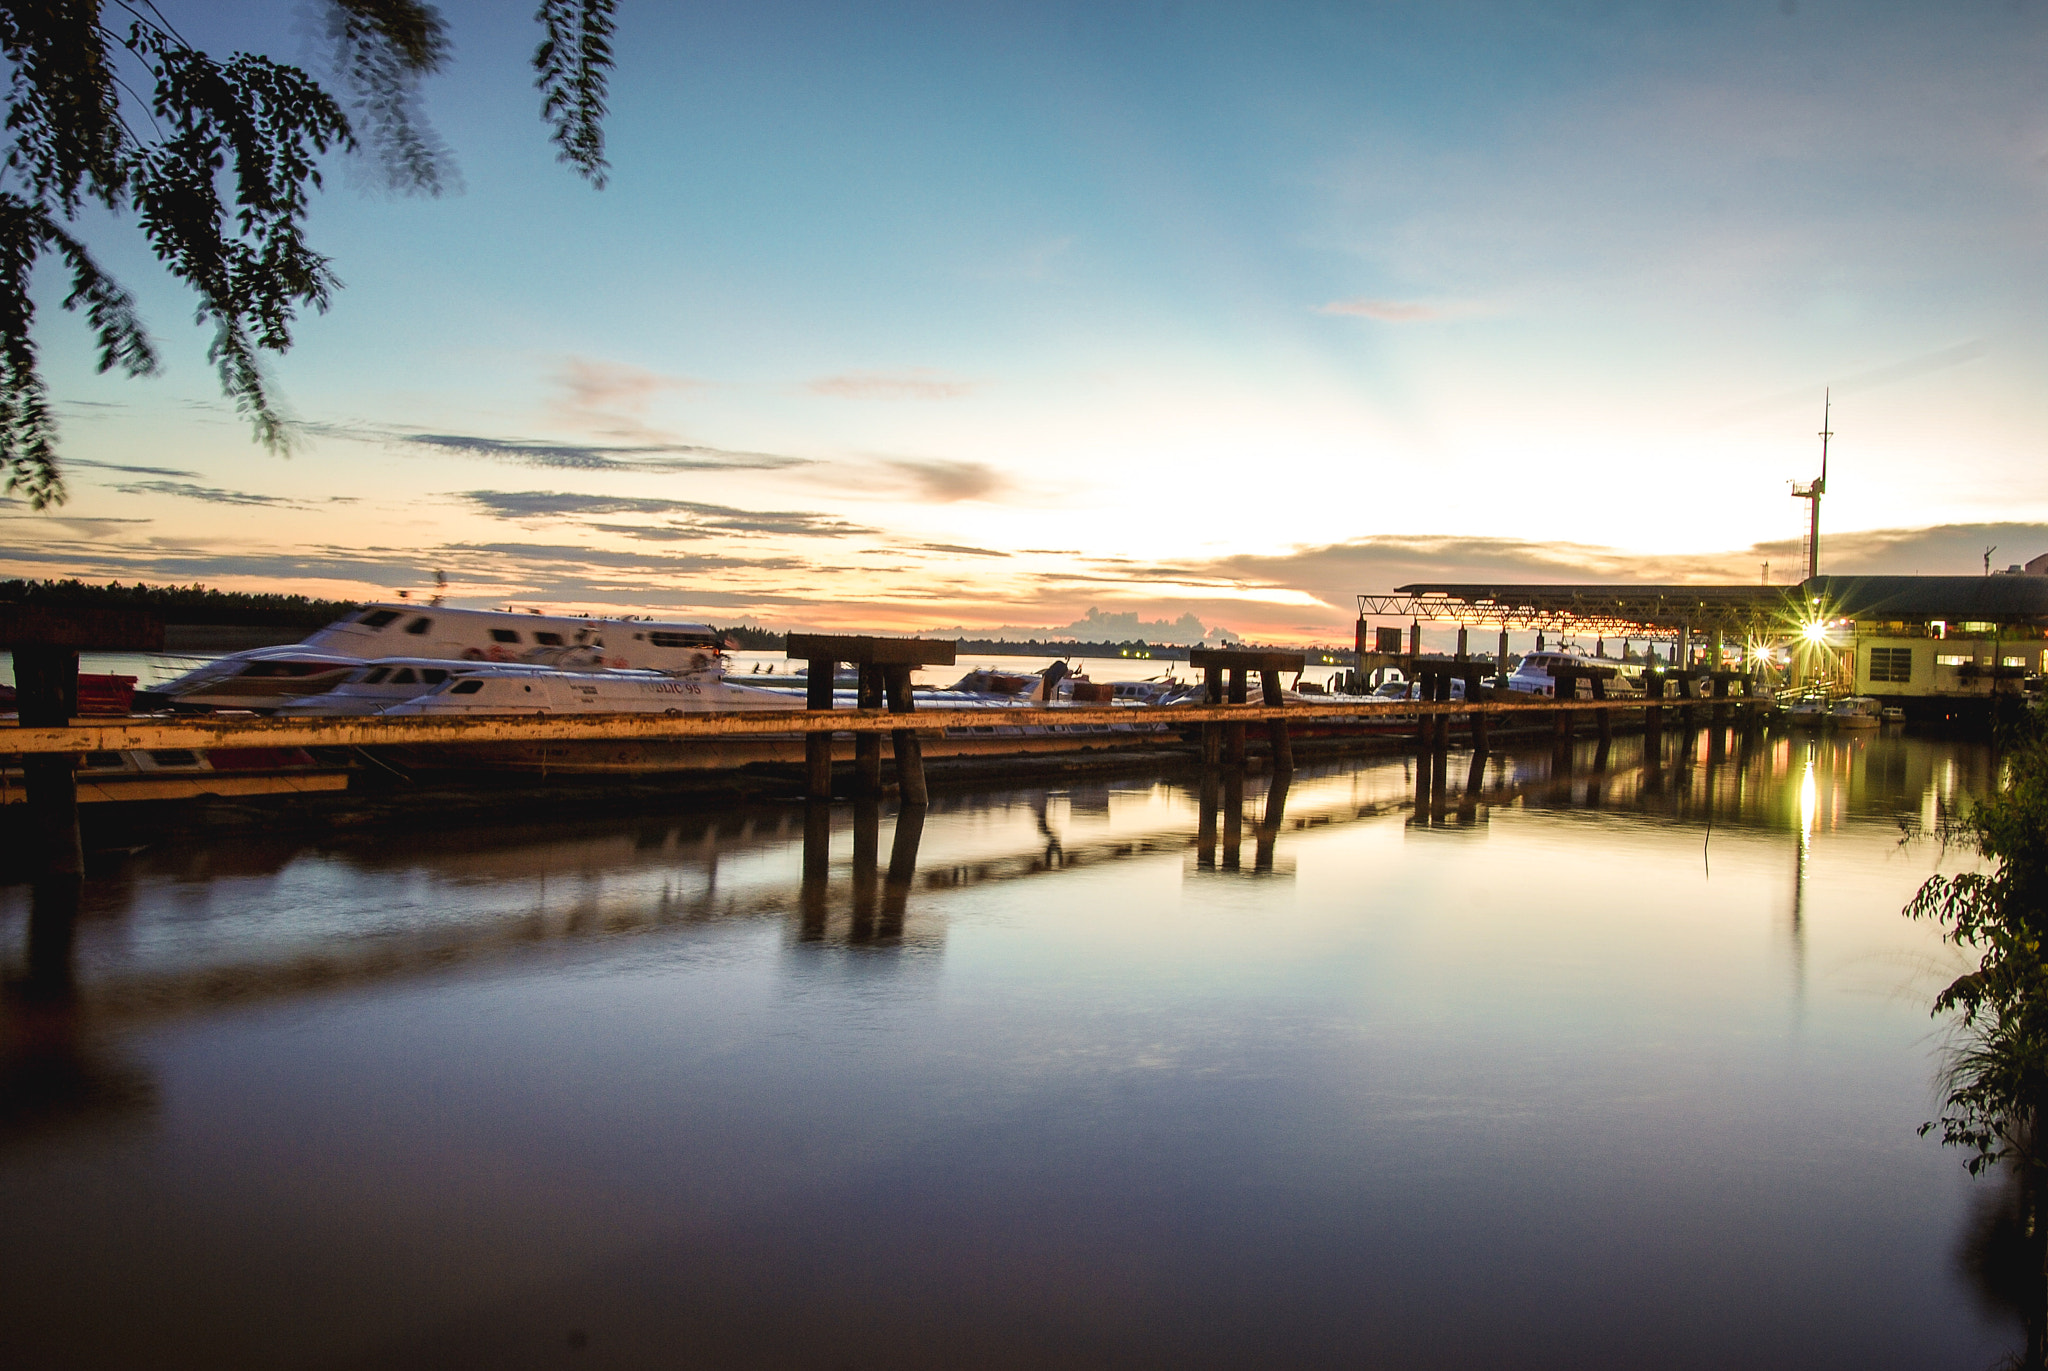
1792,391,1830,581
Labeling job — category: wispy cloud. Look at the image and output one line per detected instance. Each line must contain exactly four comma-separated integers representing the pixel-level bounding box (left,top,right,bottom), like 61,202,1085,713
109,480,301,508
70,458,204,479
881,458,1008,502
916,542,1010,557
1704,339,1989,428
556,357,705,412
809,368,974,401
305,422,810,474
1315,298,1448,322
458,490,876,537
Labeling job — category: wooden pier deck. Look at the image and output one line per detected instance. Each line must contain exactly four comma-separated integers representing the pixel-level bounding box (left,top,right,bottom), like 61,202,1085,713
0,692,1723,757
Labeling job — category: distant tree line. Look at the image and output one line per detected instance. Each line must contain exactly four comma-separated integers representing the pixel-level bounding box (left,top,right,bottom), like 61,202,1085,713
0,577,359,628
952,638,1191,661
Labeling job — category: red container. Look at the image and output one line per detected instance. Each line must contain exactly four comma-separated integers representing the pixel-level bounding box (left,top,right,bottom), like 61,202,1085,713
75,673,137,715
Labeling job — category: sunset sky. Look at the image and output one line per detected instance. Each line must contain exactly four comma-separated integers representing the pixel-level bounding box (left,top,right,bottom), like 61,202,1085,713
5,0,2047,642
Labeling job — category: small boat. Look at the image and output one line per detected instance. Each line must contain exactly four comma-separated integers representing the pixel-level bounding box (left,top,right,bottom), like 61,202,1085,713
1882,705,1907,725
1830,696,1883,729
1785,696,1829,728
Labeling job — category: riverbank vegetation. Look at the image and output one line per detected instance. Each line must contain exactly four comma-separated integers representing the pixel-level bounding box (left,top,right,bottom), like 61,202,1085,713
1910,701,2048,1365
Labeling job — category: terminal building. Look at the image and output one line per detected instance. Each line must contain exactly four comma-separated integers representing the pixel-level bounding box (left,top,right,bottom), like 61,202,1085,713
1811,574,2048,713
1361,567,2048,721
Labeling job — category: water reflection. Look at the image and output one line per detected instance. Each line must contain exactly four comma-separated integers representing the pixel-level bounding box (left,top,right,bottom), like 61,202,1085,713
0,731,2017,1367
798,799,926,945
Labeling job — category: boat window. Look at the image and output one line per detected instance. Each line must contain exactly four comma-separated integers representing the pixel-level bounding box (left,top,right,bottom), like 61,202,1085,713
405,617,432,635
237,661,331,678
390,668,417,684
449,679,485,695
490,629,521,644
533,631,564,646
361,667,391,684
147,750,199,767
649,630,716,649
82,752,126,770
421,669,448,684
358,609,401,629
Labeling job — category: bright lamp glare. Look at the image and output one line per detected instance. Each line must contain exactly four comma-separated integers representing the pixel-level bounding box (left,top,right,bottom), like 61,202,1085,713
1801,621,1830,644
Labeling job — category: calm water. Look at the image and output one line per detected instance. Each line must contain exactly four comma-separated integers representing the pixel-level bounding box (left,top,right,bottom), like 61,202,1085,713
0,729,2019,1367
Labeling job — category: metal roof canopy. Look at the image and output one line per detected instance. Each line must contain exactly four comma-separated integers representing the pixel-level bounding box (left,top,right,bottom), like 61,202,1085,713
1803,575,2048,622
1361,575,2048,636
1364,583,1800,636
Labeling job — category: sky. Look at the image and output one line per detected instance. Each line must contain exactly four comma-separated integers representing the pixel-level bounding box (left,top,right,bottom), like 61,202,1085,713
4,0,2048,643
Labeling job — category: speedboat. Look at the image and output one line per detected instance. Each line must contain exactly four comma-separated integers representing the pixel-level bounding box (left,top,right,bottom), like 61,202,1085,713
380,666,804,717
1504,650,1646,699
1830,696,1883,729
152,603,729,711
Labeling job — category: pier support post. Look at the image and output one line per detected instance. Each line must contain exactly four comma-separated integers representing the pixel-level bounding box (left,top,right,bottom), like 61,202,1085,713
1459,750,1485,823
883,665,928,806
1497,628,1511,689
1261,668,1293,775
1225,668,1247,767
1430,738,1449,820
1255,772,1289,873
1201,664,1222,767
15,645,82,990
1223,769,1244,870
1197,769,1219,869
1593,675,1612,742
850,796,880,940
854,664,884,794
804,657,835,799
800,800,831,940
880,803,925,938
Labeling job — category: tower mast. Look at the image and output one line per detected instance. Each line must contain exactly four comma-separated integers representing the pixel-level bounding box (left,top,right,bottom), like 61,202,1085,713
1792,392,1830,582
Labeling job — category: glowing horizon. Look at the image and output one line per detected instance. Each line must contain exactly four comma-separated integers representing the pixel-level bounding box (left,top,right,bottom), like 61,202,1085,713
4,2,2046,641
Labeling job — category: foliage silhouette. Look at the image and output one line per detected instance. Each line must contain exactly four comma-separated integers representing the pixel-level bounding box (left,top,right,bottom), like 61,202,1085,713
1910,701,2048,1365
0,1,617,509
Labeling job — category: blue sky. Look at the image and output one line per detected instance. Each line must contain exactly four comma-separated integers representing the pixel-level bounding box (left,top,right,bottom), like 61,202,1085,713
5,0,2047,639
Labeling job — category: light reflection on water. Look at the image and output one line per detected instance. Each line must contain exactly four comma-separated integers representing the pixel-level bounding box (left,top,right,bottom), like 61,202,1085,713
0,729,2020,1368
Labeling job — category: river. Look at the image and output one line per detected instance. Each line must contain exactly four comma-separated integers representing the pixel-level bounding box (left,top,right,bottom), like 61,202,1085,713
0,728,2018,1367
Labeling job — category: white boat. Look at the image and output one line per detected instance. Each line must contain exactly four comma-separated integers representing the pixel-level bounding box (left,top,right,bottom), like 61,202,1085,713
276,658,641,716
379,666,804,718
154,603,728,711
1504,650,1646,699
1785,696,1829,727
1829,695,1883,729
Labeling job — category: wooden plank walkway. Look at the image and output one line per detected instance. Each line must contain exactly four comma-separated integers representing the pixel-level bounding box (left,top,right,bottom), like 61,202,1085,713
0,694,1712,755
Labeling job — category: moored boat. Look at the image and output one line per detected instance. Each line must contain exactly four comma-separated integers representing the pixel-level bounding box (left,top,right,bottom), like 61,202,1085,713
1504,649,1647,699
152,603,728,711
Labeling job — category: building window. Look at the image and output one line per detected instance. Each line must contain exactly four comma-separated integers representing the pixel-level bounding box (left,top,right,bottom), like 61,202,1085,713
1868,647,1913,683
1937,654,1971,667
2005,657,2027,668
